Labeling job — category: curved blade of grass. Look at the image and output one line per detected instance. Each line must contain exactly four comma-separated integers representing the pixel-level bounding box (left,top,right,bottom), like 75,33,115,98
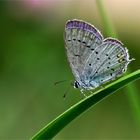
31,69,140,140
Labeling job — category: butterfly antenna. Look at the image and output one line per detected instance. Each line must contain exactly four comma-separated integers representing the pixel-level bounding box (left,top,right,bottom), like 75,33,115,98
54,80,68,86
63,86,71,98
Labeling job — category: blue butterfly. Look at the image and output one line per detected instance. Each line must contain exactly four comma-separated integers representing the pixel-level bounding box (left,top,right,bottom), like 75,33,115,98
64,19,133,94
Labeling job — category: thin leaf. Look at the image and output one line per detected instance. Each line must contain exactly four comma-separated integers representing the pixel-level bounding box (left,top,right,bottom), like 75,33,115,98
31,69,140,140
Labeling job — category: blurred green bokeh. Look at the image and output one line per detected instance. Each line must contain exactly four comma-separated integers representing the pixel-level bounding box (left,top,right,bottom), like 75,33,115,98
0,1,140,139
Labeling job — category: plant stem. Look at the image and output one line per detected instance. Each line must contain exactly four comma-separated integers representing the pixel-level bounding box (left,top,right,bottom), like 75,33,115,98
96,0,117,38
96,0,140,128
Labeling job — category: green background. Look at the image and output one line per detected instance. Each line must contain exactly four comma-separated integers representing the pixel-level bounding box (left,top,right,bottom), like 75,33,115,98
0,1,140,139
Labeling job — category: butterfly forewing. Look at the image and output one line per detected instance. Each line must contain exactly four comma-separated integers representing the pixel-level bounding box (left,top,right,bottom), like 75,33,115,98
65,19,103,82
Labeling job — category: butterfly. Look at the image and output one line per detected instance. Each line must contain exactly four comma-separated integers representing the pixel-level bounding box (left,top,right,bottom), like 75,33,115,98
64,19,133,94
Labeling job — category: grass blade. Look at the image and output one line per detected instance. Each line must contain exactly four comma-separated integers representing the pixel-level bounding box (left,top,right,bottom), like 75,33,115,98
31,69,140,140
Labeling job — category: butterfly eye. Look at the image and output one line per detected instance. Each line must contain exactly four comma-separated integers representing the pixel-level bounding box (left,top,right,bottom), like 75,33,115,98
74,81,80,88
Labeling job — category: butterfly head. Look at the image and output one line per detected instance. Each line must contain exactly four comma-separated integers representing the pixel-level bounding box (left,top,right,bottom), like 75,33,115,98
73,81,80,89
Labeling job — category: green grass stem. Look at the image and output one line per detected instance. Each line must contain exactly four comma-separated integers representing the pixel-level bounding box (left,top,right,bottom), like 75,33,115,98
96,0,140,128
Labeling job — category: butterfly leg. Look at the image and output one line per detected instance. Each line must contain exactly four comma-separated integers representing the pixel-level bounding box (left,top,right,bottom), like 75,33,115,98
89,90,94,94
100,85,105,89
80,89,87,98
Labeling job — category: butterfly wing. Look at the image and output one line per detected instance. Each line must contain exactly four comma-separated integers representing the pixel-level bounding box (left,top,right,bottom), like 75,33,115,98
82,38,131,87
64,19,103,82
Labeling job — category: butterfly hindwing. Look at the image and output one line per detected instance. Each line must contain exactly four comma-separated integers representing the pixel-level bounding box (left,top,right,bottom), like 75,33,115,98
82,38,130,86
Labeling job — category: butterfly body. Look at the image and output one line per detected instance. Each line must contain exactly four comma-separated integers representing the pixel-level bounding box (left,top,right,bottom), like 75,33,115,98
64,19,133,92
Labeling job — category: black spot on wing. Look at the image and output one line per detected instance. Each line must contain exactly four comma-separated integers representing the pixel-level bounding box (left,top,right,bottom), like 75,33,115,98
95,51,98,54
